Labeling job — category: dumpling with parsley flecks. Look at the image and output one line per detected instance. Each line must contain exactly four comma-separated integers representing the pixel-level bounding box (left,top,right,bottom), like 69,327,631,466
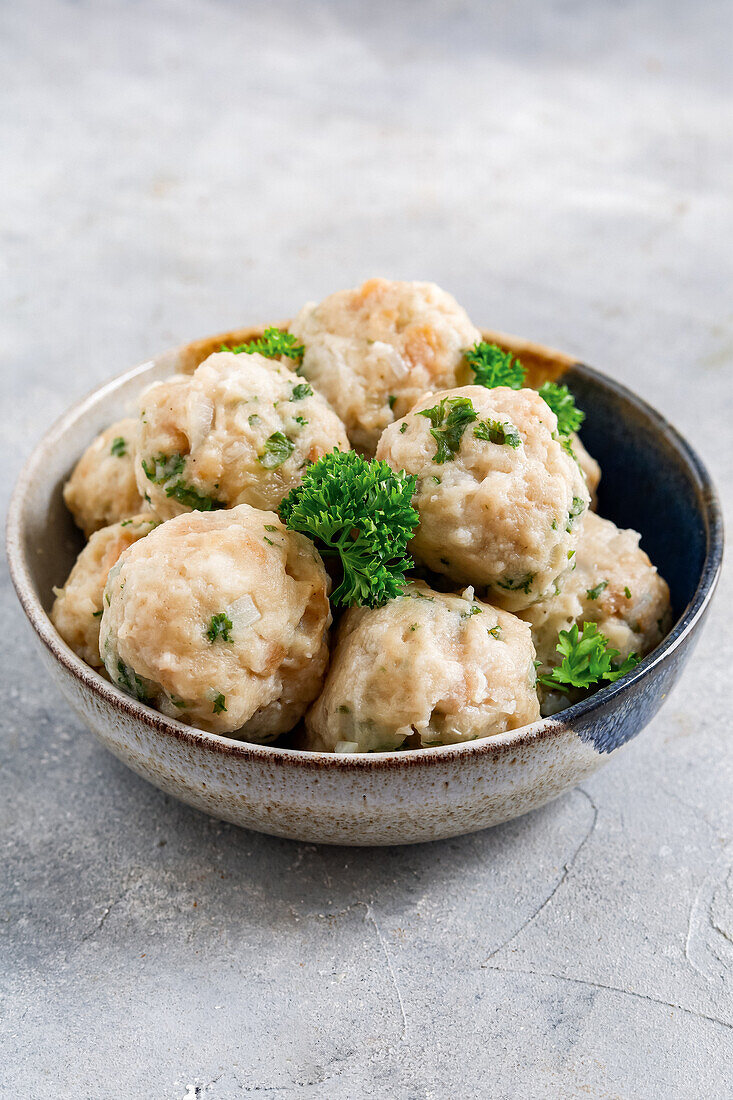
304,580,539,752
519,510,672,711
289,278,481,456
51,514,159,667
99,503,331,740
63,418,146,537
136,350,350,521
376,385,590,611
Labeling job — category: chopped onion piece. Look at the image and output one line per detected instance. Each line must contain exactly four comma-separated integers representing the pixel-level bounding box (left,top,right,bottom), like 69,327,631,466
367,341,409,379
227,594,261,630
186,392,214,452
334,741,360,754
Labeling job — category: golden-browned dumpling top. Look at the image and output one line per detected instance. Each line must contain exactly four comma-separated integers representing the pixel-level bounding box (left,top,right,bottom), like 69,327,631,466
289,278,481,455
520,510,672,694
376,386,590,611
136,351,350,521
51,515,159,667
100,504,331,740
305,581,539,753
63,418,145,537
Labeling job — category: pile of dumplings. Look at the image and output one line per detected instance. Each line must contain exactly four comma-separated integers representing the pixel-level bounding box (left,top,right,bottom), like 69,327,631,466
51,279,671,752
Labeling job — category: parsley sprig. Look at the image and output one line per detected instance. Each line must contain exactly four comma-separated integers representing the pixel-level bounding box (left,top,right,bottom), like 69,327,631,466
538,382,585,436
538,622,640,694
279,450,419,608
465,342,526,389
223,327,305,364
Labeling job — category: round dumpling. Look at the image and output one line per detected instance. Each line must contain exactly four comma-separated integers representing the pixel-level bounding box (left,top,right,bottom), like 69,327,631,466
572,433,601,509
520,510,672,686
100,504,331,740
289,278,481,455
63,418,145,537
376,386,590,611
51,515,159,667
304,581,539,752
136,351,350,520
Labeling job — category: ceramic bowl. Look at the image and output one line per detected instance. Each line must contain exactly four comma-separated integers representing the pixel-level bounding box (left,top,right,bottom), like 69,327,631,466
6,327,723,845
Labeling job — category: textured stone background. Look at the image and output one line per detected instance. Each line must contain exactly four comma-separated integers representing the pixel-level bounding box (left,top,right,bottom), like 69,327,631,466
2,2,732,1097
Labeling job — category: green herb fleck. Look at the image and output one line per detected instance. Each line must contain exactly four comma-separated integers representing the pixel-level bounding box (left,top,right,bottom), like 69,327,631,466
399,422,408,434
248,413,261,426
465,341,525,389
92,609,103,618
488,625,502,639
473,418,521,448
432,475,441,484
586,580,608,600
293,415,308,426
116,660,153,704
170,695,188,709
212,693,227,715
291,382,313,400
624,586,632,599
338,704,351,714
388,395,397,410
497,573,535,595
206,612,233,644
142,452,224,511
141,453,185,484
264,524,277,532
566,496,586,532
418,396,477,463
258,432,295,469
461,605,483,620
110,436,127,458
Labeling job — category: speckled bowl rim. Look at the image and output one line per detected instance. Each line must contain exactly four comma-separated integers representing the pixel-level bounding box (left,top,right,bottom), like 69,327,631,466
6,329,724,770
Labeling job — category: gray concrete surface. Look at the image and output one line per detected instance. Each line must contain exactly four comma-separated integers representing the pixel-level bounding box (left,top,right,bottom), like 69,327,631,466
2,1,732,1096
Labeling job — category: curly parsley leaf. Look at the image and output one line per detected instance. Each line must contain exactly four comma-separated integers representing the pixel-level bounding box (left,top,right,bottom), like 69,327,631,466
465,341,526,390
474,418,521,448
279,450,419,608
223,327,305,364
258,431,295,469
418,396,477,463
538,382,585,437
538,622,640,694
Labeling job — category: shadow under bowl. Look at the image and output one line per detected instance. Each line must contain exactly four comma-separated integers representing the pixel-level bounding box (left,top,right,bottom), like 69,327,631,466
5,327,724,845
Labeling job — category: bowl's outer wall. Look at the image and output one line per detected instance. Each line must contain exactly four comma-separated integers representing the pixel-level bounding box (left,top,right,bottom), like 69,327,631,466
34,633,604,845
7,328,723,844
